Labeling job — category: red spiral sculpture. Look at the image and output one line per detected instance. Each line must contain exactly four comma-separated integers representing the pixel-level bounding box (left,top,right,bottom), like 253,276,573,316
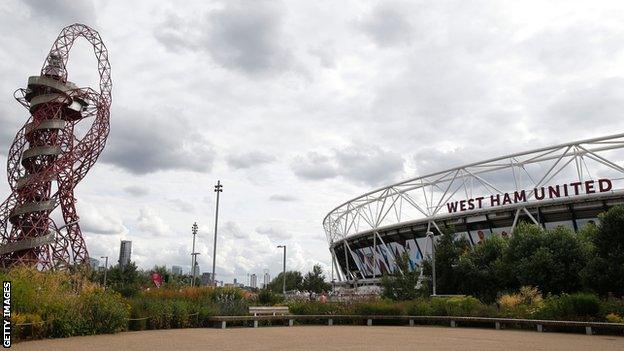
0,23,111,269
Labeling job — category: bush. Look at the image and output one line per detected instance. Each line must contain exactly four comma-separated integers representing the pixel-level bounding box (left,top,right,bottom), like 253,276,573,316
498,286,544,318
354,300,405,315
257,289,284,306
170,299,192,328
287,301,351,315
80,290,130,334
537,293,601,320
197,304,218,326
606,313,623,323
443,296,491,317
599,297,624,320
12,313,45,341
404,299,434,316
45,297,84,338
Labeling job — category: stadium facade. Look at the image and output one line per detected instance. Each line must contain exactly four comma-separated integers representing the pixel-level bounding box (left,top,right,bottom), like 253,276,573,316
323,134,624,286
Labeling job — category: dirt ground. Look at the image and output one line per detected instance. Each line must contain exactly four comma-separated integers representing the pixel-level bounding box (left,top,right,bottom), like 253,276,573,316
13,326,624,351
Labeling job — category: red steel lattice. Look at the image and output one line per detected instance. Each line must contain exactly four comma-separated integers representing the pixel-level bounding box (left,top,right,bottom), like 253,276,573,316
0,23,112,269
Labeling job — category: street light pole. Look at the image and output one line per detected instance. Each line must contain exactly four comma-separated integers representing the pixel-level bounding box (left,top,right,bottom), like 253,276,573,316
277,245,286,295
426,231,436,296
191,222,198,287
211,180,223,286
100,256,108,289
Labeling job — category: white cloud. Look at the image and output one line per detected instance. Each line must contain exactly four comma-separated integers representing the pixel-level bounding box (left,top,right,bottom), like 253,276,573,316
136,207,171,237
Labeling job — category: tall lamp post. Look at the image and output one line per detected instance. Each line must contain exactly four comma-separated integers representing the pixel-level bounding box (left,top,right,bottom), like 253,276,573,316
100,256,108,290
211,180,223,286
191,222,198,287
277,245,286,295
426,231,436,296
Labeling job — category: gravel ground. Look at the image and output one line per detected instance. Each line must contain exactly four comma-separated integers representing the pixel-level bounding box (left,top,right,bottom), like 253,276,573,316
13,326,624,351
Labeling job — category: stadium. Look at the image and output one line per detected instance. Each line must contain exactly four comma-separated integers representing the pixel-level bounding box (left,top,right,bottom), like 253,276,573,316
323,134,624,286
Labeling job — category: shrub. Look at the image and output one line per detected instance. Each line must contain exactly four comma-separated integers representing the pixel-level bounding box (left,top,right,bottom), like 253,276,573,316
443,296,490,317
537,293,601,320
12,313,45,341
606,313,623,323
404,299,434,316
257,289,284,306
287,301,351,315
80,290,130,334
498,286,543,318
45,298,84,338
170,299,192,328
197,304,218,327
354,300,405,315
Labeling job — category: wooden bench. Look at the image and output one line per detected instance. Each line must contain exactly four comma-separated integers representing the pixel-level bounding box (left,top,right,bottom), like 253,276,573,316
249,306,290,316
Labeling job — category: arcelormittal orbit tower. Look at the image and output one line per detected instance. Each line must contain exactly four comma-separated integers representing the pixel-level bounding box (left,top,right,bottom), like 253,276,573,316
0,23,112,269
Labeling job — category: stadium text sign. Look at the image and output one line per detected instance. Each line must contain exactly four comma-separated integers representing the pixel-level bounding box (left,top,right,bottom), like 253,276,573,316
446,178,613,214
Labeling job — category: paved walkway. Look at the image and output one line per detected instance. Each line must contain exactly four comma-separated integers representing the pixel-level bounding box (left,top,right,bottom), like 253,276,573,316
14,326,624,351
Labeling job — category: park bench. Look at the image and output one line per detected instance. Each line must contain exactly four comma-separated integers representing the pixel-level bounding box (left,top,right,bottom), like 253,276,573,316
249,306,290,316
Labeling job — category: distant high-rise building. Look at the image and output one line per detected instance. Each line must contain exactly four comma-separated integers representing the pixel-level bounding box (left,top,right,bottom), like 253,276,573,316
263,271,270,288
171,265,183,275
201,272,213,285
118,240,132,268
250,274,257,289
89,257,100,270
233,278,238,285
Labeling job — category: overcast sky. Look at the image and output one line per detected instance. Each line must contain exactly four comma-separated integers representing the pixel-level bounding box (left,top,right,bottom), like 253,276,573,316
2,0,624,283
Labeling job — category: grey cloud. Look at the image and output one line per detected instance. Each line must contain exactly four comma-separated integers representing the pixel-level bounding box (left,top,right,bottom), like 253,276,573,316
102,110,215,175
123,185,149,197
269,194,297,202
291,152,339,181
522,22,623,73
413,148,473,176
0,112,18,156
358,1,414,47
155,1,292,76
222,221,248,240
256,226,292,240
23,0,96,25
334,145,404,186
546,78,624,129
292,145,405,186
227,151,276,169
168,198,195,213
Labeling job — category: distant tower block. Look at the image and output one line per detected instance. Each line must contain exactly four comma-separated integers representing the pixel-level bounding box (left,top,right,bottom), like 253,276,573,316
118,240,132,268
0,24,112,269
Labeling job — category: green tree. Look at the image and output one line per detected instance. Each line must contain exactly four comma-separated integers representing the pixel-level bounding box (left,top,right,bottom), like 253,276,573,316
582,206,624,296
381,252,424,300
267,270,303,293
421,228,471,295
504,223,588,295
455,235,509,302
302,264,331,296
105,262,146,297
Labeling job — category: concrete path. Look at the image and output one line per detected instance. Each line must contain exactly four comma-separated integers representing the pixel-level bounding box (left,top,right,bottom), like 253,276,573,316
13,326,624,351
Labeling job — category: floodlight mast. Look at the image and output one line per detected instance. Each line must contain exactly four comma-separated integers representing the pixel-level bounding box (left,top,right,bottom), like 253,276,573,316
191,222,199,287
211,180,223,286
0,23,112,269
